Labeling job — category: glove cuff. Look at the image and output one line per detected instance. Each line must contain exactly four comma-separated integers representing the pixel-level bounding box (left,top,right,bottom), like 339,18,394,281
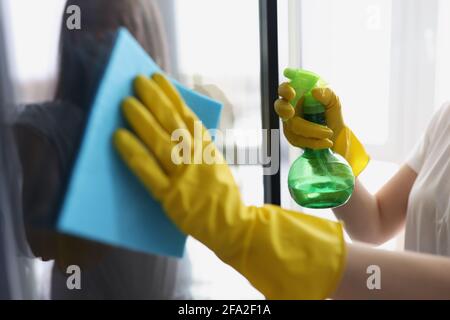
333,126,370,177
221,205,347,299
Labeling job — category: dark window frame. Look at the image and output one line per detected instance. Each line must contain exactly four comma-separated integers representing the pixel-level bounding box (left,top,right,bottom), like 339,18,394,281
259,0,280,205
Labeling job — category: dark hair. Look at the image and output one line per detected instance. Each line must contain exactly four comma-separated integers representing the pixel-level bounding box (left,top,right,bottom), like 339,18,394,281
55,0,170,109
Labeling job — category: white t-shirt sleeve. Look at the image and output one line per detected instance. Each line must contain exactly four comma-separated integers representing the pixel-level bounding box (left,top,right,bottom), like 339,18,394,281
406,134,427,173
404,102,450,255
405,104,447,173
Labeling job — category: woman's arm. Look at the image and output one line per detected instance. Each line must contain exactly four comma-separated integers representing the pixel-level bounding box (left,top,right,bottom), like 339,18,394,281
333,165,417,245
334,242,450,299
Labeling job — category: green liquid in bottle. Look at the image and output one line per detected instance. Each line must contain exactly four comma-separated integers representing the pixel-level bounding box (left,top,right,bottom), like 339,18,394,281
284,68,355,209
288,113,355,209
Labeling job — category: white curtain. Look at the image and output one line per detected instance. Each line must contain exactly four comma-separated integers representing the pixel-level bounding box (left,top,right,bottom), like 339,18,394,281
284,0,447,164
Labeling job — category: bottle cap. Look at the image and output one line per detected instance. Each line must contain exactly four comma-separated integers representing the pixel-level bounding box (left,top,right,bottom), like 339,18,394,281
284,68,327,114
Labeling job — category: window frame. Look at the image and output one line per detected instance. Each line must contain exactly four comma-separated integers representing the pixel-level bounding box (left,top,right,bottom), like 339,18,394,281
259,0,281,205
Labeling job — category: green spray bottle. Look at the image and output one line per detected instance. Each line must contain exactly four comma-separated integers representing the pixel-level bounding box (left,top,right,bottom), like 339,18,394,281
285,68,355,209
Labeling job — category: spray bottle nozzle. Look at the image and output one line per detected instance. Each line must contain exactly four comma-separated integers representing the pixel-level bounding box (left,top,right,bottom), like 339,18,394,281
284,68,327,114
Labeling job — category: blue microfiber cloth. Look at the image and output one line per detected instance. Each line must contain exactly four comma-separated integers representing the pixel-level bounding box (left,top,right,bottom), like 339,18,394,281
57,28,223,257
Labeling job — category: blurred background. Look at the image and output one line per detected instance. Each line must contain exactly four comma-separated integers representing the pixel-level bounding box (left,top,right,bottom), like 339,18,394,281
1,0,449,299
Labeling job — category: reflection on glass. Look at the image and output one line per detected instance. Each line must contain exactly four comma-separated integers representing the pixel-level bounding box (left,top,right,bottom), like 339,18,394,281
7,0,192,300
3,0,265,300
172,0,264,299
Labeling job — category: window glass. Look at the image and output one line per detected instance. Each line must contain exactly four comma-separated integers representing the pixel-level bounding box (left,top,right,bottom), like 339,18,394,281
3,0,265,300
172,0,264,299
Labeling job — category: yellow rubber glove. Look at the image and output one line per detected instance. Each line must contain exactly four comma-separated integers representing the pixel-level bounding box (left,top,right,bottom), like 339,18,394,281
113,74,347,299
275,83,370,176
